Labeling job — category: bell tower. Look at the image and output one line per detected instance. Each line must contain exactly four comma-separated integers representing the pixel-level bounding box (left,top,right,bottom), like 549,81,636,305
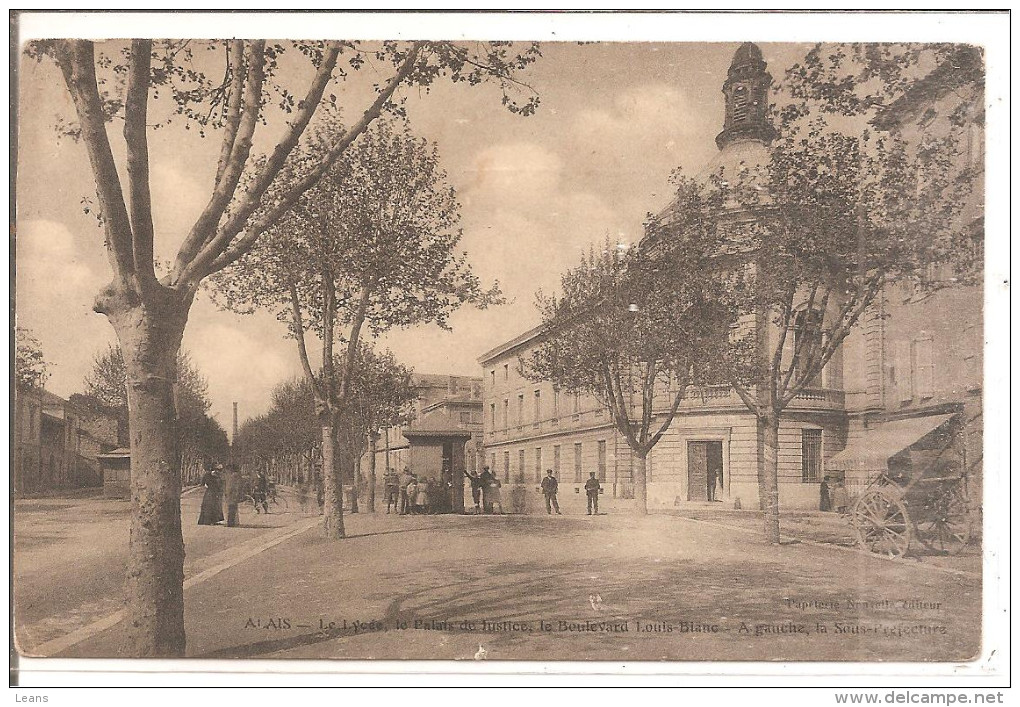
715,42,776,150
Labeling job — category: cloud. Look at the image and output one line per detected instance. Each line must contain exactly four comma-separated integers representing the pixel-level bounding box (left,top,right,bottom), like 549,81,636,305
459,142,564,211
149,162,211,265
15,218,115,397
182,309,300,434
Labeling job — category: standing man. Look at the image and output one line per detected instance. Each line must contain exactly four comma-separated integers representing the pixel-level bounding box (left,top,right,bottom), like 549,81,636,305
465,468,484,514
399,467,415,515
384,468,400,514
224,464,244,527
585,472,602,516
541,469,561,515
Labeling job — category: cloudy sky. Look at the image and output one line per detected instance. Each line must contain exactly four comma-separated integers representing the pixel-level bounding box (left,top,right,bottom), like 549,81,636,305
16,29,815,433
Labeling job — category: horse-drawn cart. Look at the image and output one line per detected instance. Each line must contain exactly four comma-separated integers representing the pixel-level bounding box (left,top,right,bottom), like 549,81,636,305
849,466,973,558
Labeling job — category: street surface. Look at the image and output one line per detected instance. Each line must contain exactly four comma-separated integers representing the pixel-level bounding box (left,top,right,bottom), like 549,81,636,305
14,492,981,662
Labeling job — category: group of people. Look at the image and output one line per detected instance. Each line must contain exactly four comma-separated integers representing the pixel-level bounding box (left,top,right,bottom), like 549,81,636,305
541,469,603,515
197,464,274,527
383,468,455,515
197,463,241,527
464,467,505,514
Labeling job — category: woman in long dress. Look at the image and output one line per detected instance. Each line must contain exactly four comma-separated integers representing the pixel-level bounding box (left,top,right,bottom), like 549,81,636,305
198,467,225,525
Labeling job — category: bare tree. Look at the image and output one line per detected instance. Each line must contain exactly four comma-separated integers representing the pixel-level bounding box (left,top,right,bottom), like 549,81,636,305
27,38,539,656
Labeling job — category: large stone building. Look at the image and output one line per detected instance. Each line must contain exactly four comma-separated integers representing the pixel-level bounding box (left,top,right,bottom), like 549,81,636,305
13,385,119,495
478,43,982,513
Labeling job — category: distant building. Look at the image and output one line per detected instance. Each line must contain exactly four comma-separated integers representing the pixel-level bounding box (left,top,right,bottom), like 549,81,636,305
13,385,119,495
364,373,483,510
478,43,982,513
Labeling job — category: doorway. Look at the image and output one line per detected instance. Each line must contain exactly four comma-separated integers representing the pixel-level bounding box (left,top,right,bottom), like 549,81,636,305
687,441,723,502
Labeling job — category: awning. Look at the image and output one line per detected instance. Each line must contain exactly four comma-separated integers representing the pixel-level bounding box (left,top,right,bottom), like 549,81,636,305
827,414,955,471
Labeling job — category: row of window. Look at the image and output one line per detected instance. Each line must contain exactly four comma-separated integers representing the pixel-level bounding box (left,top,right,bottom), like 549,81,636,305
488,389,592,430
489,440,608,485
487,432,823,485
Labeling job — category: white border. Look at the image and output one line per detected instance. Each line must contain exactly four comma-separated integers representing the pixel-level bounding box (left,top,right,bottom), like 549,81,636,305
9,9,1011,689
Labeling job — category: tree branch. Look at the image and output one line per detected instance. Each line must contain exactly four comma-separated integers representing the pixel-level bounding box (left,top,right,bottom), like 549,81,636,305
338,282,373,408
214,40,245,186
190,42,343,277
123,39,156,286
55,40,136,282
172,40,265,286
645,387,686,453
289,280,324,402
204,42,426,276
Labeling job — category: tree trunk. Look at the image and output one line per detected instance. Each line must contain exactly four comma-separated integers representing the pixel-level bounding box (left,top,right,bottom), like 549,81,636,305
368,435,377,512
756,416,768,511
633,450,648,515
103,286,190,657
761,412,781,544
320,414,345,539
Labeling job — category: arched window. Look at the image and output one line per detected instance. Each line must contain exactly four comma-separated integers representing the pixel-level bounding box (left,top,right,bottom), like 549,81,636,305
793,308,824,387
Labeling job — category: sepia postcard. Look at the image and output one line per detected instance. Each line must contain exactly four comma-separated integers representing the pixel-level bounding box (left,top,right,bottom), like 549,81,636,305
9,10,1010,688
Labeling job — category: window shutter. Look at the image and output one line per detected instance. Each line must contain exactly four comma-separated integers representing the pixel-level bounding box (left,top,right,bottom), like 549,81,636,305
914,334,935,399
895,341,913,402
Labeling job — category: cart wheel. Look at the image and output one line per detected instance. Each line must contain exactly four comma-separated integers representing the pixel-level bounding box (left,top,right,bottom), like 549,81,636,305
916,485,973,555
851,489,912,558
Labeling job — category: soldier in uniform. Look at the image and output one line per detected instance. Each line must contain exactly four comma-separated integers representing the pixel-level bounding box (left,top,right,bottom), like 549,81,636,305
541,469,561,514
584,472,602,515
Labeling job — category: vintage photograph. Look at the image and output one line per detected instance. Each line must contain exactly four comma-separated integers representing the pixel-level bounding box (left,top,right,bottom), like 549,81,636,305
10,12,1003,678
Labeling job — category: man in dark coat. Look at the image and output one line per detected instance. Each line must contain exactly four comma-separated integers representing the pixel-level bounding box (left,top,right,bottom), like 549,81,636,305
478,467,496,514
584,472,602,515
465,468,484,514
384,468,400,514
541,469,561,514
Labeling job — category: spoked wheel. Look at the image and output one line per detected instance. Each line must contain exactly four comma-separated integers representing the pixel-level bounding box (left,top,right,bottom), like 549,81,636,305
269,493,289,513
851,489,912,558
916,484,973,555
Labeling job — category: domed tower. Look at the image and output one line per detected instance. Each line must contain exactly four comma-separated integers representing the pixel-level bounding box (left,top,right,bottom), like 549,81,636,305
715,42,776,150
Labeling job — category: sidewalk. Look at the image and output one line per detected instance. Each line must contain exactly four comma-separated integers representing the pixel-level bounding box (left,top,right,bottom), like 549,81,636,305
57,509,981,662
13,490,317,655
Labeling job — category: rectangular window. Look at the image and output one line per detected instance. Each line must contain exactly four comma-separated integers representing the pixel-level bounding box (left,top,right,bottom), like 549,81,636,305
490,453,496,473
534,390,541,422
504,363,509,381
573,393,581,414
491,370,495,387
553,444,561,479
802,429,822,482
535,447,543,483
573,442,583,483
503,399,509,429
552,388,560,417
503,451,510,483
517,394,525,425
597,440,607,482
518,449,526,483
490,403,496,428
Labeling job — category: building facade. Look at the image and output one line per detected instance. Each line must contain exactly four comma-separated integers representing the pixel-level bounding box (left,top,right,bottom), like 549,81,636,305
13,385,119,496
478,43,982,514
